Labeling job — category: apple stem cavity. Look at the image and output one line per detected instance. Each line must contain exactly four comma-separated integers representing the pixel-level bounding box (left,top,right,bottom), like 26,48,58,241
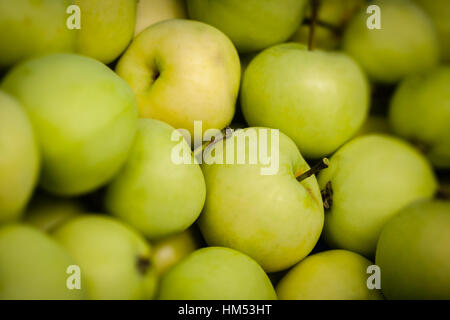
321,181,333,210
136,256,151,275
308,0,321,51
296,158,329,182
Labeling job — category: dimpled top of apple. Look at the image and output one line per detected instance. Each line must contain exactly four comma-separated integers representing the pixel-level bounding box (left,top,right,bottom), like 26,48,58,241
158,247,277,300
0,0,75,68
276,249,383,300
389,66,450,169
342,0,440,84
187,0,308,53
0,91,39,223
52,215,157,300
116,19,240,137
105,118,206,239
199,128,324,272
1,53,138,196
318,134,438,257
376,200,450,299
241,43,369,159
0,224,87,300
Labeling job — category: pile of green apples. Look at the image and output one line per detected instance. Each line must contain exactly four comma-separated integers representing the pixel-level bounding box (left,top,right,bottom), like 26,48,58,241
0,0,449,300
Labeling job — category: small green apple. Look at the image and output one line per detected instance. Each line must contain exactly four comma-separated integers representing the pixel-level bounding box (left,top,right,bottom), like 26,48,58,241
241,43,369,158
152,229,199,275
318,134,438,257
116,19,240,137
376,200,450,299
1,53,138,196
187,0,308,53
199,128,324,272
342,0,440,83
134,0,186,37
0,0,75,68
277,250,383,300
0,91,39,223
389,66,450,169
0,224,87,299
52,215,157,300
158,247,277,300
105,119,206,239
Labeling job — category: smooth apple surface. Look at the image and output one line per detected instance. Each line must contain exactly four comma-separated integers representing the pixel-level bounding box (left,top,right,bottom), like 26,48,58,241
318,134,438,257
0,91,39,223
277,250,383,300
0,224,87,299
158,247,277,300
241,43,369,158
52,215,157,300
376,200,450,299
1,53,138,196
389,66,450,169
342,0,439,83
187,0,308,53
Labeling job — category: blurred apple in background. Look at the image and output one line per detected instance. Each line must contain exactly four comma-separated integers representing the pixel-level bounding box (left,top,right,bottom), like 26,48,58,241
187,0,308,53
353,115,392,138
52,215,157,300
376,200,450,299
318,134,437,257
0,224,87,299
117,19,240,137
134,0,186,37
277,250,383,300
342,0,439,84
1,53,138,196
158,247,277,299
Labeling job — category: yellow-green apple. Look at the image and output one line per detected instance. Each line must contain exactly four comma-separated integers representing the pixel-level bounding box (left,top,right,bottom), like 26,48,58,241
186,0,308,53
105,119,206,239
134,0,186,37
389,66,450,169
0,91,39,223
116,19,240,137
354,115,391,138
74,0,137,64
158,247,277,300
318,134,438,257
52,215,157,300
1,53,138,196
199,127,324,272
241,43,369,159
0,224,87,299
0,0,75,69
342,0,439,83
376,200,450,299
277,250,383,300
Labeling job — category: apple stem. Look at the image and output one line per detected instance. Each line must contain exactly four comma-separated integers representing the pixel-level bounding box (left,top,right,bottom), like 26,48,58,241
308,0,321,51
296,158,329,182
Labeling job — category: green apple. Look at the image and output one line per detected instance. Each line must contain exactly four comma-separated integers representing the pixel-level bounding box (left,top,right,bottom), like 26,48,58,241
318,134,438,257
0,0,75,69
389,66,450,169
0,224,87,299
116,19,240,137
0,91,39,223
354,115,391,138
134,0,186,37
24,194,84,232
342,0,440,83
413,0,450,62
376,200,450,299
1,53,138,196
187,0,308,53
152,229,199,275
105,119,206,239
158,247,277,300
241,43,369,159
277,250,383,300
199,128,324,272
52,215,157,300
74,0,137,64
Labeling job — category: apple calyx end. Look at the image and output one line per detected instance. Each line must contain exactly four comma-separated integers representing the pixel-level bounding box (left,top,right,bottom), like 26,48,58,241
136,256,152,275
321,181,333,210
